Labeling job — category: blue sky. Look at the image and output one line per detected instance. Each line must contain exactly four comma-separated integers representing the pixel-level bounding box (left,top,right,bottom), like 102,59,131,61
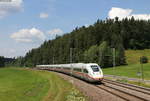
0,0,150,57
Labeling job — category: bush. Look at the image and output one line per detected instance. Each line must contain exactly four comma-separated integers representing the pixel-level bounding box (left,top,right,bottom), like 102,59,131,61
0,56,5,67
140,56,148,64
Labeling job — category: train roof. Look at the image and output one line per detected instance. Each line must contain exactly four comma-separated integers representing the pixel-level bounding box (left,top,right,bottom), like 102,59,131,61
36,63,99,69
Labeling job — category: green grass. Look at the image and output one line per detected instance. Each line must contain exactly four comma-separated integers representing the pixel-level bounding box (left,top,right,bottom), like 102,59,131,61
103,49,150,80
0,68,86,101
103,63,150,80
125,49,150,64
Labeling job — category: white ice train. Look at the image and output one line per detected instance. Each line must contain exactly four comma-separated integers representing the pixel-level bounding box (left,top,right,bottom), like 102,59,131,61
36,63,103,82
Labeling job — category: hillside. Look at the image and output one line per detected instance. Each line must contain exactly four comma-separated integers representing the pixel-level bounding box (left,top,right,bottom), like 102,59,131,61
125,49,150,64
12,17,150,67
103,63,150,80
103,49,150,80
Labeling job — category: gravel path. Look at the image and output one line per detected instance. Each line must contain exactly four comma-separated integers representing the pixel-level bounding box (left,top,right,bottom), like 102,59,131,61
56,72,125,101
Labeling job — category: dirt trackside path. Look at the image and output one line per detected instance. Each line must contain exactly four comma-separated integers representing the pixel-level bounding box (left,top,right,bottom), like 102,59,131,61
56,72,125,101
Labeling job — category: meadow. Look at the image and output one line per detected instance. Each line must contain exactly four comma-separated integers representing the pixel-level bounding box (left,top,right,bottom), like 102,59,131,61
125,49,150,64
0,68,85,101
103,63,150,80
103,49,150,80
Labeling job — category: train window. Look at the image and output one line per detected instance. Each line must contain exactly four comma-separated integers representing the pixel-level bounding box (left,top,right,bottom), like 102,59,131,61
83,69,88,73
91,65,99,72
74,68,82,72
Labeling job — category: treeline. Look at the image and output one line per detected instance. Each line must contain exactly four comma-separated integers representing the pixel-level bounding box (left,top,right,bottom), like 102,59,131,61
14,17,150,68
0,56,5,67
0,56,15,67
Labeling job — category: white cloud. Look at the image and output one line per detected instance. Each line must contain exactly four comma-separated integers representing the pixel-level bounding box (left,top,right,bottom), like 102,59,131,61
108,7,132,19
84,24,89,27
47,28,63,36
129,14,150,20
108,7,150,20
39,13,49,19
0,0,23,18
10,28,46,43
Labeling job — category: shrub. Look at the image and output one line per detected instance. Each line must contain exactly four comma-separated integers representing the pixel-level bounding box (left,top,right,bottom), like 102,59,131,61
140,56,148,64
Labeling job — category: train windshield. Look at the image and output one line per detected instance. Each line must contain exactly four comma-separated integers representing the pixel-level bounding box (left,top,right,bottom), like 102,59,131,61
91,65,99,72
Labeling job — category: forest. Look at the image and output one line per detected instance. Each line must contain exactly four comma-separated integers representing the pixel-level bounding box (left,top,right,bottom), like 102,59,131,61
13,17,150,68
0,56,15,67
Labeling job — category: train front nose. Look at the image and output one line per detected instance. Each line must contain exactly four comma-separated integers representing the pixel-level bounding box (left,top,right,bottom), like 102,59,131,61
99,78,103,81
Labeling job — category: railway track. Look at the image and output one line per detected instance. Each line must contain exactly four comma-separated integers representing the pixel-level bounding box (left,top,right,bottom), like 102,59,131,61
40,69,150,101
95,79,150,101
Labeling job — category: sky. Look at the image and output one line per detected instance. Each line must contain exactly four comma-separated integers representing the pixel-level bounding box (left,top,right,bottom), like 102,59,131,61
0,0,150,58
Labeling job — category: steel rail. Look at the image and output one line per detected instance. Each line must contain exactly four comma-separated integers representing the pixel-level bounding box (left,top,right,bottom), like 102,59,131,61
96,84,149,101
95,85,130,101
103,79,150,95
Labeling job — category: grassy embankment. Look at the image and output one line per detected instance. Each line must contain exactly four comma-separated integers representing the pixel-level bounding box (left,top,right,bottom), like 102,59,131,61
125,49,150,64
103,49,150,79
103,63,150,79
0,68,86,101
